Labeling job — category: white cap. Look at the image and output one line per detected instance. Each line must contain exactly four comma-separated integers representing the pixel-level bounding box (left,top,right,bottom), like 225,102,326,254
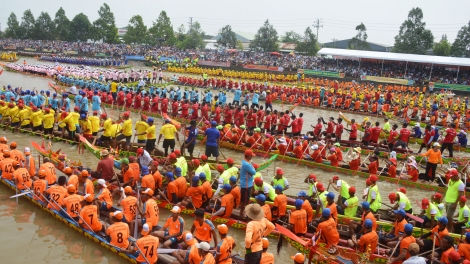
84,193,91,199
433,142,440,147
97,179,107,187
414,123,420,127
142,188,152,194
185,232,193,241
279,137,286,143
24,147,30,152
196,242,211,252
142,223,150,232
311,144,319,150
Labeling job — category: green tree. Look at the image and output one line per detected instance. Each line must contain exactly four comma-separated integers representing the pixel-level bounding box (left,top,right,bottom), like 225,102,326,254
450,21,470,58
176,21,205,49
295,27,320,55
20,9,36,39
348,23,370,50
281,30,301,43
216,25,237,48
5,12,21,39
148,11,176,46
123,15,147,44
70,13,92,42
34,12,55,40
236,40,244,51
93,3,119,43
433,34,451,56
393,7,434,54
54,7,70,41
249,20,279,52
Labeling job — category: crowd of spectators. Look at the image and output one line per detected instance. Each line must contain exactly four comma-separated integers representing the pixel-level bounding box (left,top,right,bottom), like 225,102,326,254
1,38,469,85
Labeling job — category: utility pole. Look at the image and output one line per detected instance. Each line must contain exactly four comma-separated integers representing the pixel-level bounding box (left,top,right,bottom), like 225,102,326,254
188,17,193,32
312,19,323,41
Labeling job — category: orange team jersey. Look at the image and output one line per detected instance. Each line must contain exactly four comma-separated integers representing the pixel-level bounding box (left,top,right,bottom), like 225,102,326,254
273,193,287,217
163,216,184,237
97,188,113,209
40,162,57,185
10,149,25,164
120,196,137,222
33,179,48,203
14,167,32,190
289,209,307,234
262,204,272,221
430,225,449,247
141,174,155,192
63,194,83,218
202,181,213,201
24,155,36,178
358,230,378,253
122,168,134,186
458,243,470,260
152,170,163,190
318,217,339,247
200,254,216,264
46,185,68,210
67,175,79,193
193,219,215,242
326,203,338,223
187,245,202,264
136,235,159,264
362,211,378,231
230,186,241,208
79,205,102,232
175,177,188,199
167,182,178,202
220,193,235,218
81,179,94,196
106,222,130,249
394,219,408,237
128,163,140,185
260,252,275,264
186,186,204,209
398,236,416,264
144,199,159,229
302,200,313,222
0,158,15,180
217,236,235,264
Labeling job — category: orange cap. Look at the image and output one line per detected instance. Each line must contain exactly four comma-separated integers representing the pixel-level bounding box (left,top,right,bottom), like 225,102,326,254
64,167,73,174
262,238,269,248
291,253,305,263
67,185,76,193
38,169,47,178
12,160,19,167
81,170,89,177
85,194,94,202
217,224,228,235
124,186,133,194
2,149,10,157
110,211,123,220
10,141,17,148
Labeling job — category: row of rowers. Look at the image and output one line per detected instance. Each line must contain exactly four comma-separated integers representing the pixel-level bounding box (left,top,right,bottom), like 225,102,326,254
2,143,470,263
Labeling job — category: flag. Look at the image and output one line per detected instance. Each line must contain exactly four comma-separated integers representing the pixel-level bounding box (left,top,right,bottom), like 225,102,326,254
311,230,321,246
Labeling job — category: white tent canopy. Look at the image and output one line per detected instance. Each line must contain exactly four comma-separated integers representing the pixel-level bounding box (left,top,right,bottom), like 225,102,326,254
317,48,470,67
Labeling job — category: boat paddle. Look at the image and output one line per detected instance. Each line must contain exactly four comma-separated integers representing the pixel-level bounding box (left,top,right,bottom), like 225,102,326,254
158,189,172,205
10,191,32,198
387,236,401,262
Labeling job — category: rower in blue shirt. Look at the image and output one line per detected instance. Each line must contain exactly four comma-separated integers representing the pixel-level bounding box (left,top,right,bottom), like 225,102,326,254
92,91,101,112
50,94,59,110
233,89,242,105
204,90,212,104
30,93,39,107
252,91,260,107
412,124,422,138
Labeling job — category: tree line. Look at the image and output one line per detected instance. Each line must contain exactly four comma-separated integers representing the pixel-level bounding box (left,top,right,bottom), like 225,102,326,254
2,5,470,57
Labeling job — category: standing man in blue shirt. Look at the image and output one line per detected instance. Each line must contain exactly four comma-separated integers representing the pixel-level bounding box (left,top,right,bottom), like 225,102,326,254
233,88,242,106
252,91,260,108
183,120,198,159
239,149,256,218
204,121,220,162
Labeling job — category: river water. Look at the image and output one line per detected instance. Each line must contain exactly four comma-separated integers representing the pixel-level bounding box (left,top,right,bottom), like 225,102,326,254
0,57,467,263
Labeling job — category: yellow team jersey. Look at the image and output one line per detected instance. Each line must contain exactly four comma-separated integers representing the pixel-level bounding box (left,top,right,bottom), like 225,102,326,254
18,109,31,126
121,119,133,136
146,125,157,139
31,111,43,127
80,119,92,135
135,121,149,140
103,119,113,137
42,113,55,129
160,124,176,139
88,116,100,133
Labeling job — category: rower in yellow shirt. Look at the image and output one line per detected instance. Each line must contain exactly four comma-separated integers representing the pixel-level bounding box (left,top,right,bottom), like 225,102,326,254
79,114,93,139
30,106,43,132
62,111,77,138
135,115,149,144
42,108,55,137
88,111,100,136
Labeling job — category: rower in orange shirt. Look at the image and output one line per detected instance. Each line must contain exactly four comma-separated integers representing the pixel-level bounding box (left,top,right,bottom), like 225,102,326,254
381,209,408,248
182,176,204,209
255,194,272,221
289,199,307,236
327,147,339,167
40,157,57,185
347,219,378,253
46,176,68,211
134,223,160,264
106,211,130,249
79,194,105,232
62,185,83,222
162,172,178,204
13,160,31,191
0,149,15,180
191,209,218,246
155,206,185,248
9,142,25,165
78,170,94,196
325,192,338,223
213,184,235,218
272,185,287,222
119,186,137,224
316,208,340,251
32,170,48,204
214,224,236,264
141,166,156,192
94,179,113,216
298,191,313,223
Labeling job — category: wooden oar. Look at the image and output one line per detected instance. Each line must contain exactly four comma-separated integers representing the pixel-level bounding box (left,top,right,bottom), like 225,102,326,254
10,191,32,198
388,237,401,262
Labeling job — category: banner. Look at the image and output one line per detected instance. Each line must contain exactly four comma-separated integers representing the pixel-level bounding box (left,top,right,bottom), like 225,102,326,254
360,75,414,85
429,82,470,92
244,64,284,72
297,69,344,78
3,46,16,50
63,50,78,55
198,60,230,67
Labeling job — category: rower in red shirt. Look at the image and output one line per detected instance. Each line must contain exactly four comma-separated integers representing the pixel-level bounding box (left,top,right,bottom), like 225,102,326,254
367,156,378,174
394,123,411,150
387,124,399,151
418,124,435,153
311,118,323,139
370,122,382,144
441,123,457,157
346,119,358,140
327,148,339,167
335,118,344,141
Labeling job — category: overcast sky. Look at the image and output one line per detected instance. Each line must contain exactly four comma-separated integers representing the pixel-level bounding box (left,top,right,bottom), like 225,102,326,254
1,0,469,46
